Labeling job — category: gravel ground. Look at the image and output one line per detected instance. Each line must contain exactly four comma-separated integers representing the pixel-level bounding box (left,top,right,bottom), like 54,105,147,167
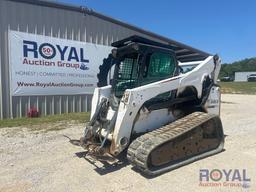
0,94,255,192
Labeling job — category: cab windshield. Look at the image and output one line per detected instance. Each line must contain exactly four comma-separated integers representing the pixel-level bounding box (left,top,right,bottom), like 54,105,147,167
113,52,176,97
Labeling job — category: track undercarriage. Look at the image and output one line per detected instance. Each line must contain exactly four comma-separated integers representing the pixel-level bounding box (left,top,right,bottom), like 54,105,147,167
127,112,224,175
80,112,224,175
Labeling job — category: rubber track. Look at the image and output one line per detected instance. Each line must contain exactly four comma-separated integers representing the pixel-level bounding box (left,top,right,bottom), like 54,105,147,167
97,54,115,87
127,112,224,175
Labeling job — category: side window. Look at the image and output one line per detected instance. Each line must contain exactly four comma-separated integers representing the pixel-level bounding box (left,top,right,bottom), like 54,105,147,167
118,57,138,79
143,52,175,84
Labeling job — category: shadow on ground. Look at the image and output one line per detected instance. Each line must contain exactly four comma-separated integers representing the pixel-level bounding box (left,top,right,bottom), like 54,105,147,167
75,151,129,175
221,101,236,104
63,134,129,175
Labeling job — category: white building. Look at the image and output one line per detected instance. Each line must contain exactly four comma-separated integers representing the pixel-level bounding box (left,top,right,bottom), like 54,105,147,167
234,72,256,82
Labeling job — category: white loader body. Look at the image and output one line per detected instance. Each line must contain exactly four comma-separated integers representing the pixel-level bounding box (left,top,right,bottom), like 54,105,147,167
90,55,221,155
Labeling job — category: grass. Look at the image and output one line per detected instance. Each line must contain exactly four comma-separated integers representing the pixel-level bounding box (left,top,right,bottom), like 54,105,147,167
0,112,90,128
219,82,256,95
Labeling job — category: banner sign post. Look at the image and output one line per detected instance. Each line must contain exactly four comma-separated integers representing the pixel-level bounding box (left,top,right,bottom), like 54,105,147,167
9,31,112,96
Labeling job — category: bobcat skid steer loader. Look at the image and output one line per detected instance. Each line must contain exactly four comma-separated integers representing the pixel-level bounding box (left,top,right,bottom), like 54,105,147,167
80,35,224,175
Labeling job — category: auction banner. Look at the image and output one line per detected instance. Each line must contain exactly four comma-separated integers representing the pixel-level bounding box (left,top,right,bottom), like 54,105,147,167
9,31,112,96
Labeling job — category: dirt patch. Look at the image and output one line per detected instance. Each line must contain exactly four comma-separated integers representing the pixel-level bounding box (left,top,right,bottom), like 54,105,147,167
0,181,32,192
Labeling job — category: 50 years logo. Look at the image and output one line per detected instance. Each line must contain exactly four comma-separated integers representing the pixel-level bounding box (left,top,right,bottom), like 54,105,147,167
22,40,90,70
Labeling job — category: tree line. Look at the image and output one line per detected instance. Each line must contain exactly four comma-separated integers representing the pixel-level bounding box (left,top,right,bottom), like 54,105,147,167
219,57,256,78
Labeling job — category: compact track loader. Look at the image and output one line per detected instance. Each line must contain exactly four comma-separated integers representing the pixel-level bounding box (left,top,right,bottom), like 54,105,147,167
80,36,224,175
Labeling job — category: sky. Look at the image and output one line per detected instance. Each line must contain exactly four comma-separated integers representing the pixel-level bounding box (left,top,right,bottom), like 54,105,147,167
58,0,255,63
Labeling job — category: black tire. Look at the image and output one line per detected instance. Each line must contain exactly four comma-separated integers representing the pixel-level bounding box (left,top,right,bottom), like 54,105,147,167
97,54,116,87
